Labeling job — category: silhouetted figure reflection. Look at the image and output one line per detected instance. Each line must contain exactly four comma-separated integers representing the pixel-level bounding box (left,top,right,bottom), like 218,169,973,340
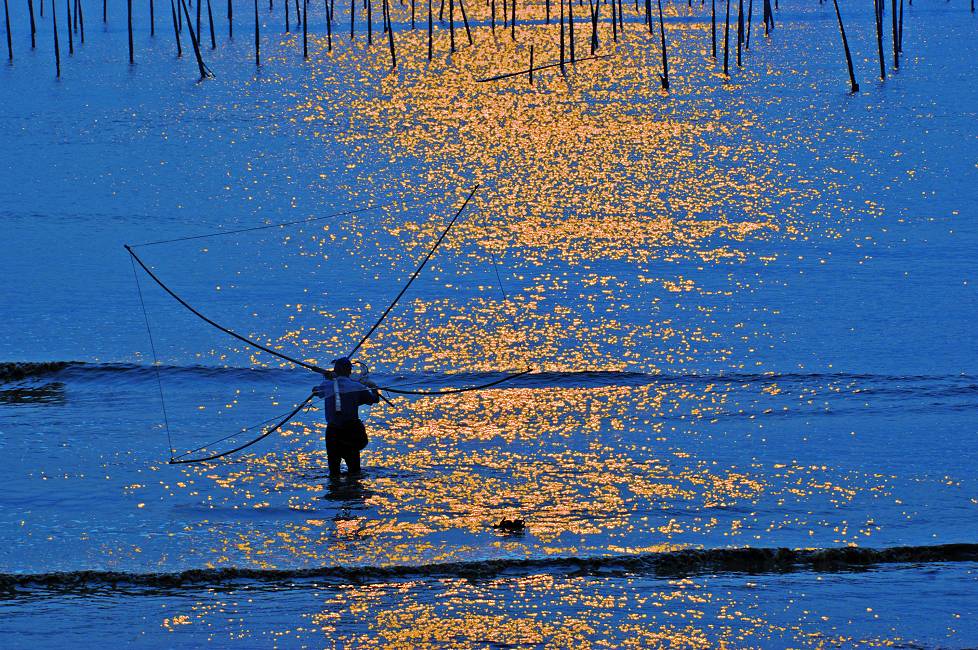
313,357,380,477
323,472,367,501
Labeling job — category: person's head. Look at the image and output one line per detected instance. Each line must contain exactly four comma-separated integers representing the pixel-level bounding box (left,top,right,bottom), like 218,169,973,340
332,357,353,377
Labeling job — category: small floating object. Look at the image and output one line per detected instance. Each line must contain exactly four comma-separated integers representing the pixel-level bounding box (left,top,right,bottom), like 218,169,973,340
493,518,526,532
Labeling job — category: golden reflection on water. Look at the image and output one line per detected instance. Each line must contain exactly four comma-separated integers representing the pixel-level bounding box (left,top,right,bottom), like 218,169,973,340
218,9,819,376
162,572,914,647
162,378,898,573
145,6,926,645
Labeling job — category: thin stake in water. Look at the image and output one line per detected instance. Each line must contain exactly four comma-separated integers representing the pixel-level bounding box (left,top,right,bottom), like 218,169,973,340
723,0,730,77
179,0,212,79
890,0,898,68
128,0,134,63
568,0,574,63
170,0,183,56
873,0,885,79
657,0,668,88
458,0,473,45
206,0,215,47
736,0,743,67
3,0,11,60
384,0,395,66
831,0,858,92
711,0,716,58
29,0,37,49
65,0,72,54
52,0,61,76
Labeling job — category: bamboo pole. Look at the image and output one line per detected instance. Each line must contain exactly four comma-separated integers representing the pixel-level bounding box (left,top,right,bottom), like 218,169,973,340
326,0,332,49
179,0,211,79
898,0,903,51
29,0,37,49
568,0,574,62
384,0,394,65
723,0,730,77
206,0,215,46
254,0,260,63
427,0,431,59
745,0,752,48
458,0,472,44
874,0,885,79
510,0,515,41
831,0,857,92
890,0,898,68
128,0,134,62
657,0,668,88
711,0,715,58
736,0,742,66
65,0,72,54
53,0,60,76
588,0,598,54
3,0,11,60
170,0,182,55
559,0,564,73
560,0,567,75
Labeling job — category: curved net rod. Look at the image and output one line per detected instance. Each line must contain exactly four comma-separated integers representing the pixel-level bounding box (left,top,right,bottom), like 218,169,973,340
348,184,479,359
169,393,316,464
125,245,326,374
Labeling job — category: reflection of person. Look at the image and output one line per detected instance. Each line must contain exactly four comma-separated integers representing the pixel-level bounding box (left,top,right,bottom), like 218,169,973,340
313,357,380,477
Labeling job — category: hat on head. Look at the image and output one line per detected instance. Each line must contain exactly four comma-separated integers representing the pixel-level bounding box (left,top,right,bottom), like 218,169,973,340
332,357,353,376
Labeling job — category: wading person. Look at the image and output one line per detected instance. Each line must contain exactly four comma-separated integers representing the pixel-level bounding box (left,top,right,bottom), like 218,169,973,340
313,357,380,477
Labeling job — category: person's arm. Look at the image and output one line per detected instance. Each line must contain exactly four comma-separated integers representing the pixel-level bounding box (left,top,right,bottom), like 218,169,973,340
356,377,381,405
312,378,328,398
312,369,335,397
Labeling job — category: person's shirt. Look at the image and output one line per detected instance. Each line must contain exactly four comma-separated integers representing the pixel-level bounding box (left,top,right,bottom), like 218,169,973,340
313,375,380,426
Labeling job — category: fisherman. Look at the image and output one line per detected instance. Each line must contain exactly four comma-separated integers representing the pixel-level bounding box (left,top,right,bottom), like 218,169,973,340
313,357,380,477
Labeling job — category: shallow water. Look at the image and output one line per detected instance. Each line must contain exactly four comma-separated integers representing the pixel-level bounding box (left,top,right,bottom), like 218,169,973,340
1,0,977,646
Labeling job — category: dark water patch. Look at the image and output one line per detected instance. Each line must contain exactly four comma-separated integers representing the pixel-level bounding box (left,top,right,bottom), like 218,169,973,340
0,361,291,385
0,383,66,405
4,362,978,399
3,544,976,597
0,362,77,383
